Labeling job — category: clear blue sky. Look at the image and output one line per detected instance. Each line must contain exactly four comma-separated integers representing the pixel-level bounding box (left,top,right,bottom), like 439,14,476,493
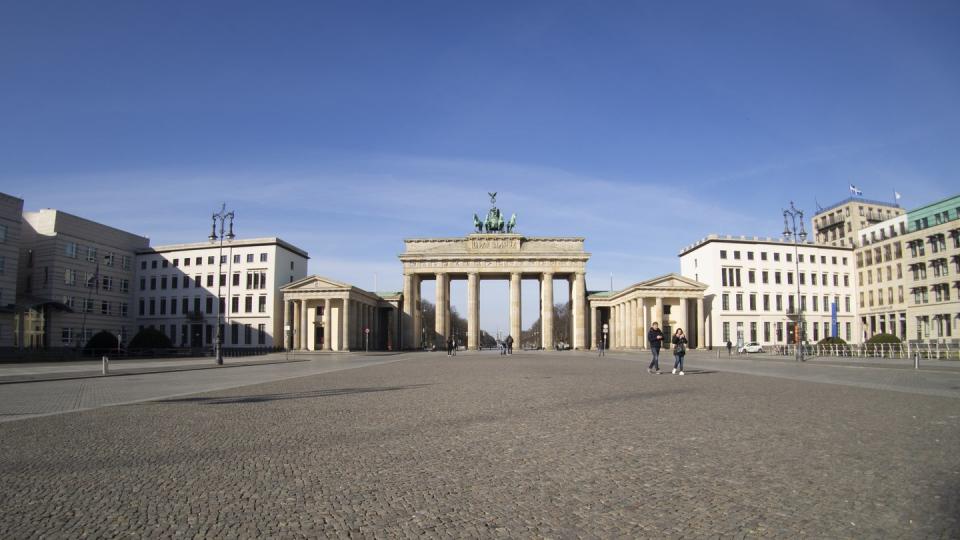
2,1,958,333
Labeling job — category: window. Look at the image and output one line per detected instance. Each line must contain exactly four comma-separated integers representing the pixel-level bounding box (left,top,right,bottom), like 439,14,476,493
65,241,77,258
764,322,771,342
120,279,129,293
182,298,189,314
844,274,850,287
747,252,754,260
231,296,239,313
183,276,190,289
749,294,756,311
195,257,202,265
258,324,266,345
260,253,268,262
219,273,226,287
138,299,145,316
184,257,191,267
160,276,167,290
231,323,239,345
151,260,157,269
233,272,240,286
208,256,215,265
194,297,201,313
763,294,770,311
171,276,178,289
173,258,179,267
776,294,783,311
722,322,730,343
149,298,156,315
750,322,757,342
773,253,780,262
748,270,755,284
845,296,851,312
776,322,783,342
159,298,166,315
761,252,768,261
258,295,267,313
244,296,253,313
290,261,294,270
734,251,741,260
246,254,254,263
786,253,792,262
774,272,781,284
221,255,227,264
139,277,146,291
761,271,768,284
86,246,97,262
170,297,177,315
150,277,156,290
722,294,729,310
206,297,214,314
799,272,805,285
735,293,743,311
799,254,804,263
102,275,113,291
206,275,214,287
161,259,167,268
64,269,77,286
787,272,793,285
141,260,147,270
811,273,817,286
812,296,818,312
244,324,252,345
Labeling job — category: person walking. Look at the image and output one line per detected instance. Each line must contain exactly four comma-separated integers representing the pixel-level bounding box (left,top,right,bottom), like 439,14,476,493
451,337,457,356
505,335,514,355
647,322,664,374
726,340,733,356
672,328,688,375
446,337,454,356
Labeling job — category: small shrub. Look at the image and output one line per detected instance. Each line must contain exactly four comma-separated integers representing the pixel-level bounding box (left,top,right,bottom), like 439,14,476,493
818,336,847,345
84,331,119,353
866,333,901,344
129,327,172,349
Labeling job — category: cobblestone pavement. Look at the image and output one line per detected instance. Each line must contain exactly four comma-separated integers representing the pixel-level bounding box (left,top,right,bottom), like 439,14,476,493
1,351,958,538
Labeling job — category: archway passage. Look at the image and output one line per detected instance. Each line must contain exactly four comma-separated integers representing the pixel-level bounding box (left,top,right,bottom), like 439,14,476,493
399,234,589,350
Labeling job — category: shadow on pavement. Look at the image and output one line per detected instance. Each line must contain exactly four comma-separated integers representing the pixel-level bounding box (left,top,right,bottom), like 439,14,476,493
156,384,432,405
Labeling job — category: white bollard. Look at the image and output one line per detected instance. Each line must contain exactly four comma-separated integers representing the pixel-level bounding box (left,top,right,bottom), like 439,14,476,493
102,355,109,375
914,352,919,370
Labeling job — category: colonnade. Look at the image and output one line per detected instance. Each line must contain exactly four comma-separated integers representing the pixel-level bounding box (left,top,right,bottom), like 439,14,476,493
593,296,706,349
402,271,587,350
284,296,393,351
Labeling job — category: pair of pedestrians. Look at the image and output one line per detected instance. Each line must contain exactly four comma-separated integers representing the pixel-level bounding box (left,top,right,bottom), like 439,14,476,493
646,322,688,375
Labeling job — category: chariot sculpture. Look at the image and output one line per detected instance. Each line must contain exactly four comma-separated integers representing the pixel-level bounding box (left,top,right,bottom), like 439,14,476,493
473,192,517,234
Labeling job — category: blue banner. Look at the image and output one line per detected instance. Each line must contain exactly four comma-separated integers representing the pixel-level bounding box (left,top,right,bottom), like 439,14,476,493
831,302,839,337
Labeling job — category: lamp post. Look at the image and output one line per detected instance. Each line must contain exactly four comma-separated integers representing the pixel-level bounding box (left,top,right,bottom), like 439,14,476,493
783,201,806,361
209,203,235,365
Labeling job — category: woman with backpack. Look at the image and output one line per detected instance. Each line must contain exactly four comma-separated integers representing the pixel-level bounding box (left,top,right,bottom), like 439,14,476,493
672,328,688,375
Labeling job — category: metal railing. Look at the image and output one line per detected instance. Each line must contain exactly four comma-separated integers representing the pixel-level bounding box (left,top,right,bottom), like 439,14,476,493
771,342,960,360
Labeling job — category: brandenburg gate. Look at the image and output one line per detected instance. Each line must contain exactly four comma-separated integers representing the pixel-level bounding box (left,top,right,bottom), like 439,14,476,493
281,193,706,352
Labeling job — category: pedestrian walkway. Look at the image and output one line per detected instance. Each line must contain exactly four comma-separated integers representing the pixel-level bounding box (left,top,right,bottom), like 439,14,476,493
0,353,409,423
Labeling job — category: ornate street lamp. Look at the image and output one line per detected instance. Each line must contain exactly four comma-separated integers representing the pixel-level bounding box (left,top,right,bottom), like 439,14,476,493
783,201,807,361
209,203,235,365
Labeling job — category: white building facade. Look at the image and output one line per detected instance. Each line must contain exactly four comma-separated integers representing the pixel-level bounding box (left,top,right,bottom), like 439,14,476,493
680,235,859,348
135,238,308,349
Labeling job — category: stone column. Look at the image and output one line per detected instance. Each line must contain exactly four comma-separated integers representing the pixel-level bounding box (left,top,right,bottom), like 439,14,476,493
541,273,554,350
676,298,687,338
300,300,309,351
589,306,600,349
640,298,648,349
402,273,414,350
283,299,291,349
412,275,422,350
655,297,664,331
445,277,452,343
697,297,705,349
340,298,353,351
572,273,586,350
627,299,636,349
322,298,331,350
619,303,626,349
468,272,480,350
611,304,618,349
509,272,521,346
292,300,300,349
435,273,447,349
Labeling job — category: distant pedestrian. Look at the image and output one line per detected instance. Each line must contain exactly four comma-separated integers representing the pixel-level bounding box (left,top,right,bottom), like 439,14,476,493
726,340,733,356
446,338,454,356
500,340,507,355
451,337,457,356
647,322,664,374
505,335,514,355
672,328,688,375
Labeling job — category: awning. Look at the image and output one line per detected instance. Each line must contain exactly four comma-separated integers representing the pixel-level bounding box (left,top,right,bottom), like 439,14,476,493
13,295,75,313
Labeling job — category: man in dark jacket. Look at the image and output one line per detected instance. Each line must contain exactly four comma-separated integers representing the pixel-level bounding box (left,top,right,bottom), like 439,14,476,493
647,322,664,374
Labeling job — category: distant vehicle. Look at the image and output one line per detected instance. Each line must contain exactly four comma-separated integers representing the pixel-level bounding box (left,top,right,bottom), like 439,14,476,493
739,342,763,353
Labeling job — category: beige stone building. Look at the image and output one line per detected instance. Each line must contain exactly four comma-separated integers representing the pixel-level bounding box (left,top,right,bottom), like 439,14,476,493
812,197,904,248
17,209,149,348
136,238,308,349
0,193,24,347
856,215,908,340
900,195,960,341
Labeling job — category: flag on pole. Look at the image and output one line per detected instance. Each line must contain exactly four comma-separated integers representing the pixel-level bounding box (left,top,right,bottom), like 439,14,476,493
894,191,901,201
849,184,863,196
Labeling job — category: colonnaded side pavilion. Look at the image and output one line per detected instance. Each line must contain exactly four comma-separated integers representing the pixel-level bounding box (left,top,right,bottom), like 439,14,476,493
281,194,708,351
